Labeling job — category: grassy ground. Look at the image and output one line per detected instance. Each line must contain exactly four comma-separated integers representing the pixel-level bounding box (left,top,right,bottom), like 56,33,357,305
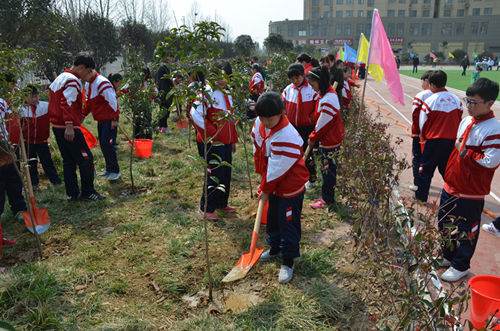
400,69,500,100
0,118,371,330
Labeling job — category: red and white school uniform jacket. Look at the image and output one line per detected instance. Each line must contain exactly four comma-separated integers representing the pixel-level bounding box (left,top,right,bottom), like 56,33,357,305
0,98,11,142
411,89,433,137
190,88,237,145
83,73,119,122
48,70,84,128
282,81,317,128
0,98,20,144
249,72,265,96
419,89,462,141
252,115,309,197
341,80,352,109
309,87,345,149
444,112,500,199
19,101,50,144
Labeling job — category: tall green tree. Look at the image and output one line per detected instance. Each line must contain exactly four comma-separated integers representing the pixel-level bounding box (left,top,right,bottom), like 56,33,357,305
120,20,156,62
234,34,255,57
263,33,293,54
77,12,121,69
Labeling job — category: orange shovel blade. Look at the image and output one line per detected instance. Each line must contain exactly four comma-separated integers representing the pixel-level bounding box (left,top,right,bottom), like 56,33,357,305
222,247,264,283
22,208,50,234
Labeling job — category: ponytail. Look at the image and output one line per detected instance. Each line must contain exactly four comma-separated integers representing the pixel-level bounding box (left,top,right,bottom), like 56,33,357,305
330,67,344,96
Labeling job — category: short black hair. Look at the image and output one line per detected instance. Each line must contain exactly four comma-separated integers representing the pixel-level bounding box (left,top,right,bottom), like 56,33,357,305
251,63,261,72
25,84,38,95
428,70,447,88
287,63,304,78
109,73,123,83
307,66,331,95
466,78,499,102
311,58,320,68
73,54,96,69
255,92,284,117
297,53,312,63
420,70,433,81
327,54,336,63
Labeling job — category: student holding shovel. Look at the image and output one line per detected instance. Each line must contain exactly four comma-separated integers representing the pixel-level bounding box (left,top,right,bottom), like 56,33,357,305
251,92,309,284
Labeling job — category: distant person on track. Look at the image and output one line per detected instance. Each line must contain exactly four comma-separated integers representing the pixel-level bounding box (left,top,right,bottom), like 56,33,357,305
438,78,500,282
412,56,420,74
460,55,470,76
415,70,463,202
410,71,433,193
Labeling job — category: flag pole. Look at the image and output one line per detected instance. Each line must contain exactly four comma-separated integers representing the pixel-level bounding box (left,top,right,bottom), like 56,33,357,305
360,9,377,112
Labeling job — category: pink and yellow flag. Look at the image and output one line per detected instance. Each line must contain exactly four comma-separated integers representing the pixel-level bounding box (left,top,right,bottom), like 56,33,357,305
368,9,405,105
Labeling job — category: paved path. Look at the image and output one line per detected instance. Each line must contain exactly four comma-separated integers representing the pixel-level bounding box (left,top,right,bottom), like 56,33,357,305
362,74,499,278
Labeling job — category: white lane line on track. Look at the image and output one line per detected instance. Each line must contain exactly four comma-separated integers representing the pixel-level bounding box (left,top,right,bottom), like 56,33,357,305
368,81,500,206
366,84,412,125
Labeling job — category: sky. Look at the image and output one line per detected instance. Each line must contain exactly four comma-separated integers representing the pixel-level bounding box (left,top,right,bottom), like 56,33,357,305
167,0,303,44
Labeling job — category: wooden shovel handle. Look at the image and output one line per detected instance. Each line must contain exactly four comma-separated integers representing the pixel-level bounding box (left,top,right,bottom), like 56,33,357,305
249,194,267,255
303,145,311,161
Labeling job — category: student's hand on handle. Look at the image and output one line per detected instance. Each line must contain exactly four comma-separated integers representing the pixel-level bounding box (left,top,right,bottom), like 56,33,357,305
111,120,118,129
64,123,75,142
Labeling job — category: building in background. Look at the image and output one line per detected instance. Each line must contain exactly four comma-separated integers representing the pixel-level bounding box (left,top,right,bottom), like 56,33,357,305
269,0,500,57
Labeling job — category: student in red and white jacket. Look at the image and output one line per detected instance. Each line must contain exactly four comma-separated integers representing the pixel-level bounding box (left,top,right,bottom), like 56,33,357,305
249,64,265,101
0,96,27,218
437,78,500,282
252,92,309,284
410,71,433,191
49,54,104,201
282,63,318,187
83,71,120,181
306,67,345,210
190,70,238,220
20,85,61,187
415,70,462,202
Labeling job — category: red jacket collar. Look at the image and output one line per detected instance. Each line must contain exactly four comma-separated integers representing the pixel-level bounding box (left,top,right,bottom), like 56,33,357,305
259,115,290,139
88,72,99,84
473,111,495,122
293,79,308,89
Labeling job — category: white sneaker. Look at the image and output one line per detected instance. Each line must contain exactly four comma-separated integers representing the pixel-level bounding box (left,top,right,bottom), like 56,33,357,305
408,184,418,192
482,223,500,237
305,181,316,190
260,249,280,262
99,170,110,177
278,265,294,284
440,266,469,282
106,172,121,181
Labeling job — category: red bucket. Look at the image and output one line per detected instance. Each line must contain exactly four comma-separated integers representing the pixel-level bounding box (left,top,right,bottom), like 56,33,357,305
80,125,98,149
176,118,189,129
133,139,153,159
469,275,500,329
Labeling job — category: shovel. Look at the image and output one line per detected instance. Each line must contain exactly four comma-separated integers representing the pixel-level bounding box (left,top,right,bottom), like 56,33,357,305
18,127,50,235
222,195,267,283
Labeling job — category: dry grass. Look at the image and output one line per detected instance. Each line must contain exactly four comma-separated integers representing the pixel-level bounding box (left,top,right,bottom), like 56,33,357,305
1,120,371,330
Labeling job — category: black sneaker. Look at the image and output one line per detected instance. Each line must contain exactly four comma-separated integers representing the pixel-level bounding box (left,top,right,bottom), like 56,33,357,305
80,192,105,201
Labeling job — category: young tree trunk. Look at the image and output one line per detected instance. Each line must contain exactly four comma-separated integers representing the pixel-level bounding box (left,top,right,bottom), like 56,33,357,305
129,116,136,193
239,123,254,198
202,126,214,302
